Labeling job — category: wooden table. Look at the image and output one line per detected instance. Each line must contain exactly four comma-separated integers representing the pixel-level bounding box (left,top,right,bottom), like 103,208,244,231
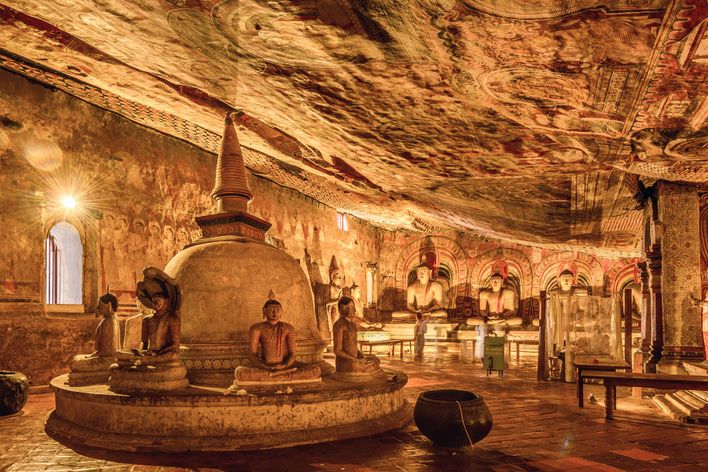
358,338,415,359
507,338,540,362
576,359,631,407
581,371,708,419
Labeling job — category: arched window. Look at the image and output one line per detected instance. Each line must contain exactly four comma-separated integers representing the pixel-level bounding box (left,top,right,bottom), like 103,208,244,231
45,222,82,304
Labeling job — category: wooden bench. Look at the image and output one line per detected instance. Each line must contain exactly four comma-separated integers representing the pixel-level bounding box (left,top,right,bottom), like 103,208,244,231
358,339,415,359
575,360,631,407
580,371,708,419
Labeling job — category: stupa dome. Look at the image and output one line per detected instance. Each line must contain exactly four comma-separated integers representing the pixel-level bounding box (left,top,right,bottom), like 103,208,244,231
162,113,327,386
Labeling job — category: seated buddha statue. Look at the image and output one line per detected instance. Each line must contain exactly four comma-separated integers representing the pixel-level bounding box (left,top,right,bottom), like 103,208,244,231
546,263,588,383
68,292,121,386
333,297,384,382
348,283,381,330
229,292,321,393
391,264,447,321
466,268,522,330
108,268,189,394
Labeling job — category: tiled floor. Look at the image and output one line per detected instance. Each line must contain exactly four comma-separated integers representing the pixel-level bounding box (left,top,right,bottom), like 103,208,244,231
2,348,707,471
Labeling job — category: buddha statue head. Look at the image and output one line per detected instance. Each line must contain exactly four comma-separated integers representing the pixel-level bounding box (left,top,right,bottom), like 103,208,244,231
338,296,355,319
490,274,504,293
329,255,345,288
96,291,118,318
414,264,432,286
557,263,578,292
137,267,180,313
262,291,283,323
350,283,361,301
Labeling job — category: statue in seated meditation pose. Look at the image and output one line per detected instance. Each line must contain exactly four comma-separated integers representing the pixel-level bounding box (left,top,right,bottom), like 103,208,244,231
546,263,588,383
68,292,121,386
391,264,447,321
466,261,522,330
109,267,189,394
230,291,321,392
348,283,382,330
333,297,384,381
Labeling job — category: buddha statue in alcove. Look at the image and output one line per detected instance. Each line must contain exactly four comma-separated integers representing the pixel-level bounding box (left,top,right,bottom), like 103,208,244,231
546,262,588,382
67,291,120,386
229,292,321,392
466,261,522,330
391,264,447,321
108,267,188,393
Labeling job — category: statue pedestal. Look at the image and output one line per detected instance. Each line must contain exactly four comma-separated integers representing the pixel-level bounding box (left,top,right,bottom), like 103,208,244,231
332,370,387,383
108,361,189,394
46,370,410,452
68,355,115,387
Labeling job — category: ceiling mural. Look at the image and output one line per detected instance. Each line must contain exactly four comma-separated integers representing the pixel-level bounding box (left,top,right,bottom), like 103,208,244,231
0,0,705,255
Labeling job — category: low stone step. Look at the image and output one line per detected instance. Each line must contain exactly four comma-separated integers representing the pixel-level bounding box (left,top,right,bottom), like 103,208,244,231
682,361,708,376
675,390,708,411
688,389,708,403
664,392,695,417
653,394,685,422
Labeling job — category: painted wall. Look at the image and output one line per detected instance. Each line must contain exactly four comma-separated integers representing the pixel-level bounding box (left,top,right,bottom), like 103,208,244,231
0,69,378,385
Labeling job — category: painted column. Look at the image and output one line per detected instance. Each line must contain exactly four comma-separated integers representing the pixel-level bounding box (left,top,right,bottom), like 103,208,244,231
656,182,704,372
637,260,652,365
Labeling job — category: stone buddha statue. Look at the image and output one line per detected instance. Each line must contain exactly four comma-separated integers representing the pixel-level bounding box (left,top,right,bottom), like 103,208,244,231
391,264,447,321
229,292,321,393
314,256,345,342
467,262,522,330
546,263,588,383
348,283,381,330
109,267,189,394
333,297,384,381
68,292,120,386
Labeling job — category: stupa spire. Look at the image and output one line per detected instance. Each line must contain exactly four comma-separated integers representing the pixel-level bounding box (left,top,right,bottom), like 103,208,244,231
212,112,253,213
194,112,271,241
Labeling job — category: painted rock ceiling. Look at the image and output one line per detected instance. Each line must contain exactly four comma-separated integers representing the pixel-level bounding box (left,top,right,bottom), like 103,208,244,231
0,0,706,256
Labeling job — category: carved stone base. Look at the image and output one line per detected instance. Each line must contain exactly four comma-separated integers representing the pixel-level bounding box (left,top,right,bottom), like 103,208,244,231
108,362,189,394
68,356,115,386
46,370,410,452
332,369,387,383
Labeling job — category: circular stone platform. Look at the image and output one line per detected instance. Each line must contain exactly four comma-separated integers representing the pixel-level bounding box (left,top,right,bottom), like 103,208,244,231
46,371,411,452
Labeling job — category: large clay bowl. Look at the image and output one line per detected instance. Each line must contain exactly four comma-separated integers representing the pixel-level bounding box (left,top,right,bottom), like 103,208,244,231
414,389,493,447
0,371,29,416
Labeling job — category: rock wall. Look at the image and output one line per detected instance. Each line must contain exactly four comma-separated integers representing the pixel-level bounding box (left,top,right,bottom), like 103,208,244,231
0,69,378,385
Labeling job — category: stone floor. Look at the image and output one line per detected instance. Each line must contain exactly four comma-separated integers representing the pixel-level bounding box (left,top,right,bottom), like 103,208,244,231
2,346,708,471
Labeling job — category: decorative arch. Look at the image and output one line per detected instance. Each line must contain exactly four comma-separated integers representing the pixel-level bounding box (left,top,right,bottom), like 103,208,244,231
533,251,604,295
470,247,533,300
607,259,640,294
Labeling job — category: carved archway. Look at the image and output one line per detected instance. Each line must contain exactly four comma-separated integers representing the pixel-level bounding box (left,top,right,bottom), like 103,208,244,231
533,251,604,295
